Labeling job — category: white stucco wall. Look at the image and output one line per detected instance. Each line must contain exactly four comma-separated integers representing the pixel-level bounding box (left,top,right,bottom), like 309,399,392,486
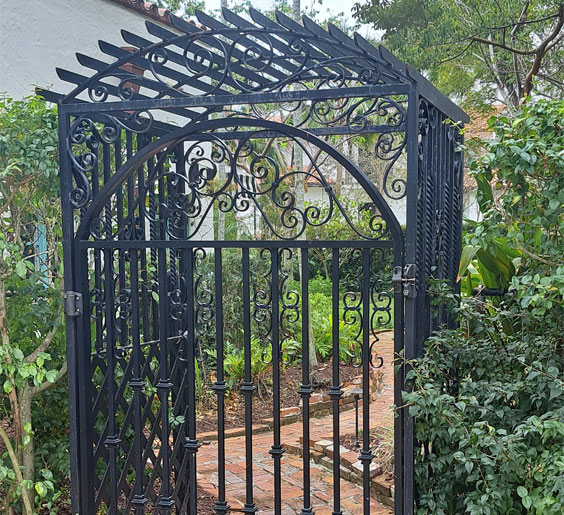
463,189,481,222
0,0,173,99
305,185,407,226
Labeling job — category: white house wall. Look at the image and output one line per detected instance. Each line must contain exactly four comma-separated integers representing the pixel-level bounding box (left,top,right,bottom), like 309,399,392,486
0,0,168,99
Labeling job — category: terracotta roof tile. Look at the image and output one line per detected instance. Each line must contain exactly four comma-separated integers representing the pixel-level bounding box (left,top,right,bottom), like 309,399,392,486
107,0,207,30
108,0,173,26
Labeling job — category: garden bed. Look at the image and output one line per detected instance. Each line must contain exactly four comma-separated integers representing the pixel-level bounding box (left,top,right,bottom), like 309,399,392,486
196,360,380,435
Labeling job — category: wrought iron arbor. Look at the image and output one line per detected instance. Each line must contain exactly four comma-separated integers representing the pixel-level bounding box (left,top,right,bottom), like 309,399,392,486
49,7,468,515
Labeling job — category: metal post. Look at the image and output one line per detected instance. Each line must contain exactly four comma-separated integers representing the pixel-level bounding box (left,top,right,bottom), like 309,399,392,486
350,387,363,449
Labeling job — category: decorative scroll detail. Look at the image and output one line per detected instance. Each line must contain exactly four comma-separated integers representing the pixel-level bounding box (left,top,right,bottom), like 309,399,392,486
194,248,215,364
308,96,405,132
342,248,364,367
250,94,407,133
67,112,153,209
252,248,273,365
279,248,299,364
376,132,407,201
368,248,391,369
84,127,392,242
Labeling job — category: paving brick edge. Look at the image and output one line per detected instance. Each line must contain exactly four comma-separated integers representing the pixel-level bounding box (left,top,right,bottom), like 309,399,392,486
285,437,395,509
197,367,383,442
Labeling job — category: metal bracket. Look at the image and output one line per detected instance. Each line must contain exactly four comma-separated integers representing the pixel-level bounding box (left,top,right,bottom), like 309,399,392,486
63,291,83,317
392,264,417,298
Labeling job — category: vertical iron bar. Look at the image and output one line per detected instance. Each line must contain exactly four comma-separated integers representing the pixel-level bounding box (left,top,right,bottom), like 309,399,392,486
393,241,405,513
270,249,283,515
129,235,147,512
93,147,103,354
77,245,94,514
299,248,313,515
157,247,174,513
241,248,258,513
184,248,200,515
212,248,229,514
360,248,372,515
329,247,343,515
103,247,120,515
403,89,420,515
58,109,86,514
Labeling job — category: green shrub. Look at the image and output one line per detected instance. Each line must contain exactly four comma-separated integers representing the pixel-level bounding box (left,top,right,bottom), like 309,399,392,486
411,99,564,513
406,321,564,514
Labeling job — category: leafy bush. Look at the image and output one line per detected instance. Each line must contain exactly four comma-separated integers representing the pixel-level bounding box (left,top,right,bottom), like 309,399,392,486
0,95,67,514
412,99,564,513
406,317,564,514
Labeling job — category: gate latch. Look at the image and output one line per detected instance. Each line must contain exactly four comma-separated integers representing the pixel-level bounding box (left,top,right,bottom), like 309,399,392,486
392,264,417,298
64,291,83,317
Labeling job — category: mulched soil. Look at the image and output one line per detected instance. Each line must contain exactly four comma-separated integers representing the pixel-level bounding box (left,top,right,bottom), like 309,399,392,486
197,361,361,433
340,425,395,475
197,486,218,513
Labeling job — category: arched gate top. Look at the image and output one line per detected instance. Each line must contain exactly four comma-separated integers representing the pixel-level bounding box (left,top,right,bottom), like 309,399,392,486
75,117,403,245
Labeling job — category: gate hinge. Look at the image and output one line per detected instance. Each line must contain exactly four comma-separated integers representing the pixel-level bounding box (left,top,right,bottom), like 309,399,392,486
63,291,83,317
392,264,417,298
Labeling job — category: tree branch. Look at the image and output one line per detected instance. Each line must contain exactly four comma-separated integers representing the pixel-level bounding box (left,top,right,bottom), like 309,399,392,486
29,361,67,398
0,424,34,515
523,4,564,97
25,325,58,363
471,36,536,55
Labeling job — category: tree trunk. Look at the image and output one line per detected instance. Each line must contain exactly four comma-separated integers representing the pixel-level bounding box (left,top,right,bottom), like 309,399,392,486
0,424,33,515
291,0,318,370
0,275,23,448
19,389,35,504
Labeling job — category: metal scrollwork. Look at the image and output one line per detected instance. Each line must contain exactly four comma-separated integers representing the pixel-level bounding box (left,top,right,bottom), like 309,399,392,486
251,94,407,133
279,248,299,364
72,27,408,105
376,132,407,201
343,249,364,367
67,112,153,209
194,248,215,364
252,248,273,365
368,248,391,369
91,125,393,242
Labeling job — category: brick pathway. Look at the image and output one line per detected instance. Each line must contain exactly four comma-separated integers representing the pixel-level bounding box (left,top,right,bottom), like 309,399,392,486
196,332,395,514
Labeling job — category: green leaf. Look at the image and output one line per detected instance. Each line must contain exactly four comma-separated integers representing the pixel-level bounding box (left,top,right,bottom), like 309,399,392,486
517,486,528,498
15,260,27,278
35,481,47,497
458,245,478,280
45,369,58,383
3,379,12,394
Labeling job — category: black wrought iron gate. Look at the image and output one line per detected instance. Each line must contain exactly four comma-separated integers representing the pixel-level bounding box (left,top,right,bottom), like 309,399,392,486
68,119,406,514
51,9,468,514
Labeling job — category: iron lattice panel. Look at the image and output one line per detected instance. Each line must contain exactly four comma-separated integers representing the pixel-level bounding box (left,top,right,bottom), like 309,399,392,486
413,100,464,355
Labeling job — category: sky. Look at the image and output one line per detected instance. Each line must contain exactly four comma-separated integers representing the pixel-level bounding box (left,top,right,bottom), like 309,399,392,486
204,0,380,39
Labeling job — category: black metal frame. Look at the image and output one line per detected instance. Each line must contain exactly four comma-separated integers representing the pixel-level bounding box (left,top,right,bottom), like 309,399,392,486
51,8,468,515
